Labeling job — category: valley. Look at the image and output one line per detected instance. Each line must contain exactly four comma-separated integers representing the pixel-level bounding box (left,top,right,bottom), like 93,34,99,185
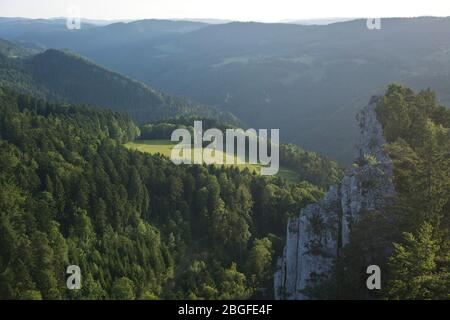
0,12,449,301
5,17,450,163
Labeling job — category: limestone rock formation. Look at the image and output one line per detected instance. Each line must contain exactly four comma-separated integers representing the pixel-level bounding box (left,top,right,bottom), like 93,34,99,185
274,97,395,299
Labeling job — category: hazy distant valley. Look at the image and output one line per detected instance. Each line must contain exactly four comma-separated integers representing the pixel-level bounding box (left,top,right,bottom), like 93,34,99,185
3,17,450,162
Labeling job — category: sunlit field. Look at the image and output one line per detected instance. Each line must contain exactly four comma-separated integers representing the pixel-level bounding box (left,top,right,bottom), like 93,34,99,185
125,139,300,182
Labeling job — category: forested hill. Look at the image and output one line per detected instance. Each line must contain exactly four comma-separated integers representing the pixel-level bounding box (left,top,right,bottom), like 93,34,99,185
0,38,43,58
0,88,327,299
0,42,238,125
0,18,207,49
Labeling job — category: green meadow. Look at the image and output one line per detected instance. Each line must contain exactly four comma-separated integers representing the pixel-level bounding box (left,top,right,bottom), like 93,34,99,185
124,139,300,182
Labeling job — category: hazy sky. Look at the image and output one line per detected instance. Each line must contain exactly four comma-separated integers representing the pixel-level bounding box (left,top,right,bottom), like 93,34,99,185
1,0,450,22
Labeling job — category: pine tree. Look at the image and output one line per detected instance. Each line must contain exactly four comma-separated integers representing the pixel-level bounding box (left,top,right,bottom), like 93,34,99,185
387,223,448,299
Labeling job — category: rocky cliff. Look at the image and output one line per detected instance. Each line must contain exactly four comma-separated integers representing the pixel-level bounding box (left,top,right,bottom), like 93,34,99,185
274,97,395,299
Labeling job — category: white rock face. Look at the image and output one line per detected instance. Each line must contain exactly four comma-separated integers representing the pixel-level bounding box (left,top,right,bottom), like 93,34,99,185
274,98,395,300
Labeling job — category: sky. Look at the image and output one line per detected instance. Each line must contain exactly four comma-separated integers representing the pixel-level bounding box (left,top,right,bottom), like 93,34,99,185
1,0,450,22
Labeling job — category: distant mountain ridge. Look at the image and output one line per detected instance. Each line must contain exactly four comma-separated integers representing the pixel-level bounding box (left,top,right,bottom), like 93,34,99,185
0,40,238,124
2,19,207,52
3,17,450,162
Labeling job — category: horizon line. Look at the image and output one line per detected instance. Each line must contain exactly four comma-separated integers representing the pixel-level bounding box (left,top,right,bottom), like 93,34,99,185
1,15,449,24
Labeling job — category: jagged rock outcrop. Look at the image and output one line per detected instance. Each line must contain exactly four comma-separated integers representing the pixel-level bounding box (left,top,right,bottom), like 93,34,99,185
274,97,395,299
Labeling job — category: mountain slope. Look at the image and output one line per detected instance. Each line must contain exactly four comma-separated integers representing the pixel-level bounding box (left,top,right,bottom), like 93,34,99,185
0,38,43,58
10,17,450,162
0,44,238,124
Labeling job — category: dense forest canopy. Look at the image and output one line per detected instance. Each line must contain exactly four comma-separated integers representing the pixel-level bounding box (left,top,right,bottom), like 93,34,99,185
0,88,329,299
0,80,448,300
378,85,450,299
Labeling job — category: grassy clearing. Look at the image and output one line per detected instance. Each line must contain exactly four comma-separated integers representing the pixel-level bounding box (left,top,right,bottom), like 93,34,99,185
125,140,176,158
124,139,300,182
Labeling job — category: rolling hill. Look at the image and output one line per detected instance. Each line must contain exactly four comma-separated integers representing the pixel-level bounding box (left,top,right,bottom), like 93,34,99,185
6,17,450,162
0,40,238,124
